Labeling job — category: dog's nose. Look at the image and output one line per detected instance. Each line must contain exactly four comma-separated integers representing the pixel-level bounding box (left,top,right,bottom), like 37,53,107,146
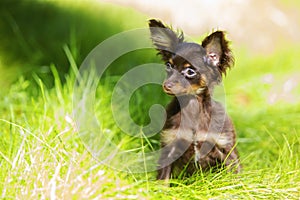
163,82,173,91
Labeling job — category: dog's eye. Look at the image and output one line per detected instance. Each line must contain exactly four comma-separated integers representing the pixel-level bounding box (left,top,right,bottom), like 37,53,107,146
165,62,173,72
181,67,197,78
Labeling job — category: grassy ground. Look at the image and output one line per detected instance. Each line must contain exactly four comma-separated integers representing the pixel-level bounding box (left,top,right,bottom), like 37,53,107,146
1,1,300,199
1,46,299,199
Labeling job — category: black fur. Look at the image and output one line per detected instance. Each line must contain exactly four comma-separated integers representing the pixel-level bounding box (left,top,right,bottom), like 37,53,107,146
149,19,241,180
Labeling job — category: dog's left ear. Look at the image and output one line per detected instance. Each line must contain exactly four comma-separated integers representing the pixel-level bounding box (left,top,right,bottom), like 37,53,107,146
149,19,184,61
202,31,234,75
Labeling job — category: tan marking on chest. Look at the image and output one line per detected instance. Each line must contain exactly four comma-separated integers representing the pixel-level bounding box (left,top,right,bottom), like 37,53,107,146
161,129,232,148
161,129,194,145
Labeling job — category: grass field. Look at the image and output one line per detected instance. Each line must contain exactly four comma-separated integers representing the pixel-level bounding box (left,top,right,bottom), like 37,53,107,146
1,1,300,199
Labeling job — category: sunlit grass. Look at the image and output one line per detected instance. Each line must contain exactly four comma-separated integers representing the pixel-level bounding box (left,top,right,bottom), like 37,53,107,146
1,45,300,199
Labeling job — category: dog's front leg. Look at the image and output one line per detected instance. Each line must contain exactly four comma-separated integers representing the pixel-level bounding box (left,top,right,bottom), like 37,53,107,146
224,148,241,173
157,144,173,180
157,139,190,180
157,165,172,180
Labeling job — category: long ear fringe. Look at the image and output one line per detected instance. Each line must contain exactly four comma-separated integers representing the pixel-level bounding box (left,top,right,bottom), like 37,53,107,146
220,32,234,75
148,19,184,42
148,19,184,61
202,31,234,76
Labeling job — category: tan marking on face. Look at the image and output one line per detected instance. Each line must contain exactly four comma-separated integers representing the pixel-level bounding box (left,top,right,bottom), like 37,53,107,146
163,82,188,95
168,59,174,65
190,84,200,92
183,62,191,68
200,75,207,87
187,84,204,95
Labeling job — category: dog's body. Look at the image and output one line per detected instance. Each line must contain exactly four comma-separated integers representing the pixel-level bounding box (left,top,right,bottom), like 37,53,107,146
148,19,241,180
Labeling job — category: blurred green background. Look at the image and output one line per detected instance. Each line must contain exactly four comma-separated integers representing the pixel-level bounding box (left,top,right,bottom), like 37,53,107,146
0,0,150,89
1,0,299,90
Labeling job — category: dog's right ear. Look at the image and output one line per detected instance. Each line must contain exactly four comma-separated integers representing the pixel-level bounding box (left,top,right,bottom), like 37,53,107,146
148,19,183,61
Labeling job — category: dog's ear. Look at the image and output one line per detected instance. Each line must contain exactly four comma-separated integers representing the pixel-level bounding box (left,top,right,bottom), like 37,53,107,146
202,31,234,75
149,19,183,61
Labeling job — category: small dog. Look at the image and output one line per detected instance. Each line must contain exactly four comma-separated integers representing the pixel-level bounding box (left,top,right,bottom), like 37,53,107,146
148,19,241,180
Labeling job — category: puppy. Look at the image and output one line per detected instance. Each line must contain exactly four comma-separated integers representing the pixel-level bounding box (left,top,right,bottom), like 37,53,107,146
148,19,241,180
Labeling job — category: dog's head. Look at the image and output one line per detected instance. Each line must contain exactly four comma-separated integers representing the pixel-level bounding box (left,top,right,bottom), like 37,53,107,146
149,19,234,96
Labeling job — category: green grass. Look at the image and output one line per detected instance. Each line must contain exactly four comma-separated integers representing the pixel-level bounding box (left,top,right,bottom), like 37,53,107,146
1,47,300,199
1,1,300,199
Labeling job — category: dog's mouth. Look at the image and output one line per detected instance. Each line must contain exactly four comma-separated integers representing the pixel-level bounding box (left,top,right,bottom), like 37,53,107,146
163,82,206,96
163,84,181,95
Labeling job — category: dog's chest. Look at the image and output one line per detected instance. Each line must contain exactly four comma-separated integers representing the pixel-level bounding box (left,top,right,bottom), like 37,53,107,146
162,98,210,145
161,114,210,147
161,99,231,164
